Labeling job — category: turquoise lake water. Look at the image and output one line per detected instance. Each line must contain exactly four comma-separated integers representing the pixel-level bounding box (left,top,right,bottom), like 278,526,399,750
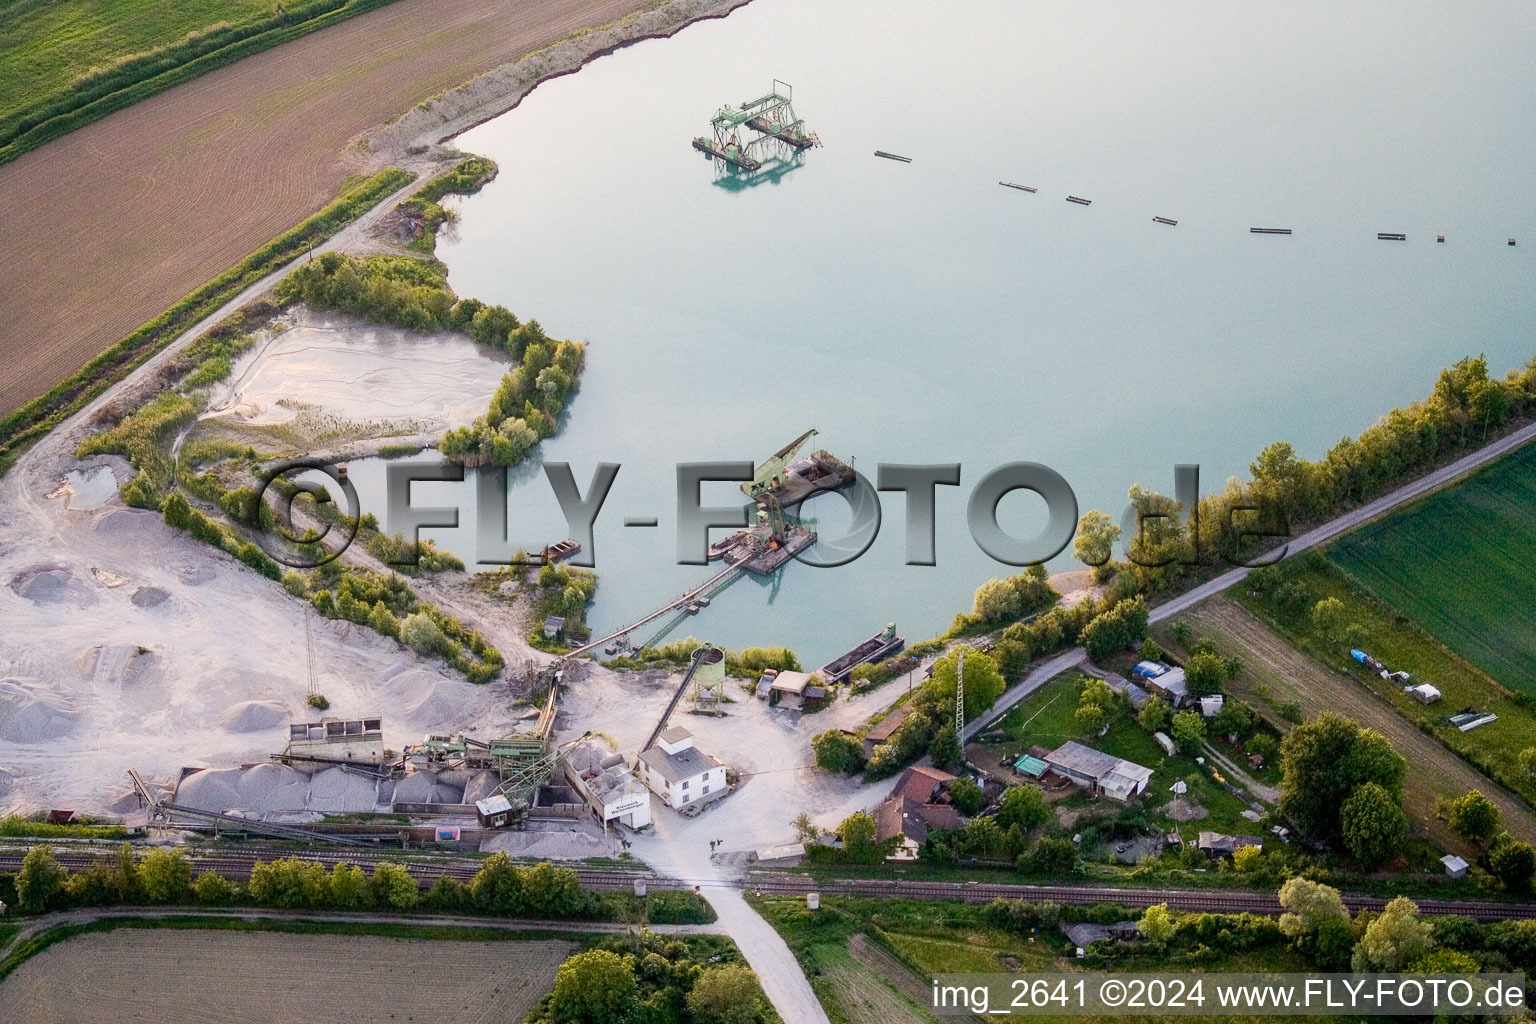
357,0,1536,665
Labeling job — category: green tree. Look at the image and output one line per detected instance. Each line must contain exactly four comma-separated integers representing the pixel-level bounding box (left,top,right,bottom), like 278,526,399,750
1139,903,1177,945
371,862,418,909
138,848,191,903
1314,918,1355,970
996,785,1050,831
838,812,883,864
15,846,67,913
1408,949,1481,973
1447,790,1502,844
1169,711,1206,753
1488,835,1536,892
1278,877,1350,940
949,777,986,816
1138,638,1163,662
928,723,961,772
1520,747,1536,779
400,611,446,655
1185,651,1228,697
1074,509,1122,570
1279,712,1407,841
1231,845,1264,874
1023,836,1078,875
1341,782,1408,868
1247,733,1277,761
192,870,236,904
468,852,524,914
686,964,768,1024
1169,619,1193,645
548,949,638,1024
1075,701,1108,734
1137,697,1171,733
1352,896,1433,971
328,862,369,908
811,729,864,774
926,650,1005,723
1210,700,1254,740
792,813,818,845
1310,597,1348,641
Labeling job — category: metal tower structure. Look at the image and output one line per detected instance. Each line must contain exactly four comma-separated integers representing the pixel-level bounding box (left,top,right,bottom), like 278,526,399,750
955,652,965,735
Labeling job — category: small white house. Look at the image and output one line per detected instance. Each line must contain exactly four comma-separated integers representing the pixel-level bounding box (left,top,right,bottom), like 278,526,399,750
637,726,727,810
1441,854,1469,879
1199,695,1225,718
768,670,816,709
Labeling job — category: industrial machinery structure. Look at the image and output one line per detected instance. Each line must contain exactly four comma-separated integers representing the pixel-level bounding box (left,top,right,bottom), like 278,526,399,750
742,428,854,508
690,644,727,712
692,80,820,172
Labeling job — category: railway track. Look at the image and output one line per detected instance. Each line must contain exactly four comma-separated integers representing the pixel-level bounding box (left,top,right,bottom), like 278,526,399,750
3,845,1533,920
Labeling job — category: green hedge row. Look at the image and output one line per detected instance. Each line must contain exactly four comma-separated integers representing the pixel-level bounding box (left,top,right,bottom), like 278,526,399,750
0,166,415,477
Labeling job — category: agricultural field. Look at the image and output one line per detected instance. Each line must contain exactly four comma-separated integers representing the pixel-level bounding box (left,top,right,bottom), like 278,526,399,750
0,0,648,416
1329,442,1536,697
0,0,276,125
754,895,1325,1024
1183,592,1536,849
0,926,576,1023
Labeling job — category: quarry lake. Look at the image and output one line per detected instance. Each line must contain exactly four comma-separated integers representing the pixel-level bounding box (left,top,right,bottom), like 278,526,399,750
361,0,1535,665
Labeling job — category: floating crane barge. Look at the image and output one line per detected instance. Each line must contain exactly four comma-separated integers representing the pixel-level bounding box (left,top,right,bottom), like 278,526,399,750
692,79,820,172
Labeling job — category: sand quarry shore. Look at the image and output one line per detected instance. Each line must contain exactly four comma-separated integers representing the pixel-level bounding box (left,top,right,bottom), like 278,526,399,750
0,0,752,415
0,0,755,815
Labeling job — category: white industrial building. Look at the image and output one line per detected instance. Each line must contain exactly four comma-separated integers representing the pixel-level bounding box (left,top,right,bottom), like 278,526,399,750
565,738,652,829
637,726,727,810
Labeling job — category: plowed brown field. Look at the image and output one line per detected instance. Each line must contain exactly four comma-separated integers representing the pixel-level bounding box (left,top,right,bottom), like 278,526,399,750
0,0,646,415
0,928,576,1023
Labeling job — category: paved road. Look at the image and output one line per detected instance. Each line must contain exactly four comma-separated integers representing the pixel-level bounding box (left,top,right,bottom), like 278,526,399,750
963,419,1536,742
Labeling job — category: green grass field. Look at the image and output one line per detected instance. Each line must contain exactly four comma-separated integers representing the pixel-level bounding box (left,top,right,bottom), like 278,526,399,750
0,0,271,116
1238,557,1536,808
1330,441,1536,696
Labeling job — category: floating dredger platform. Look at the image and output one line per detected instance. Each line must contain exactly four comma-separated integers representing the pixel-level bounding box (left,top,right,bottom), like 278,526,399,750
742,427,855,509
692,79,821,172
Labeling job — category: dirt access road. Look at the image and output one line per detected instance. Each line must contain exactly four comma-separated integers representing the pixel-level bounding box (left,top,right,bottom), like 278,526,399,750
0,0,653,415
1188,595,1536,851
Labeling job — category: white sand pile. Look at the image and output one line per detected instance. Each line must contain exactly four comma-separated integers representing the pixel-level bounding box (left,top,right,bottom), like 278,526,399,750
387,671,464,728
177,763,313,816
0,680,84,741
173,562,216,586
92,509,161,542
460,770,502,805
8,566,95,607
480,826,614,860
219,700,289,733
131,586,170,608
307,767,382,814
392,770,465,805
